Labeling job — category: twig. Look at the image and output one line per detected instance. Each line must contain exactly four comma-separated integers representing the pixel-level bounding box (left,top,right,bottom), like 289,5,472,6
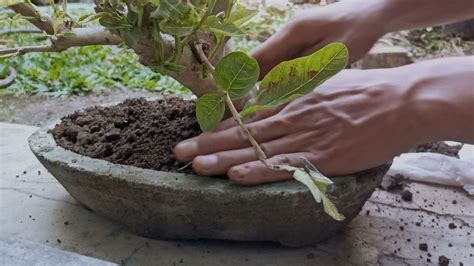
182,0,217,45
0,28,42,36
195,43,215,72
0,45,55,56
224,93,268,162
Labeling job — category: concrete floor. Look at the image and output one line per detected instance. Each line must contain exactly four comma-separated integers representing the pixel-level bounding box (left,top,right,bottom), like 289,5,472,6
1,122,473,266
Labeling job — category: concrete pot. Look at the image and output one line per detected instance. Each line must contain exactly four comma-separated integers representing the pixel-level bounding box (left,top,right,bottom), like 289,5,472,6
29,120,389,247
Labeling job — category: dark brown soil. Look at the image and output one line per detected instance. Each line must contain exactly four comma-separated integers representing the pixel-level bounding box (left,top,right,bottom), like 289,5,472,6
51,97,201,172
413,142,462,158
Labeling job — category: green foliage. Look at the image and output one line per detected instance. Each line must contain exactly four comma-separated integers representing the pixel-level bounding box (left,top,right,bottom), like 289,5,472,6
241,43,348,118
196,93,225,132
214,51,259,98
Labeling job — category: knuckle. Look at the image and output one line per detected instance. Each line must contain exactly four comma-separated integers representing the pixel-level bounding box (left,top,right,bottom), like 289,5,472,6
277,154,293,165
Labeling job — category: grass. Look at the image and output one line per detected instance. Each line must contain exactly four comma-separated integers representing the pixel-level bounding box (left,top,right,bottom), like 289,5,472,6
1,7,184,96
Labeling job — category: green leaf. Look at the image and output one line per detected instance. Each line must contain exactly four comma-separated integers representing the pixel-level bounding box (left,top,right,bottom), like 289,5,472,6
196,93,225,132
321,194,345,221
214,51,259,98
226,7,257,26
151,0,191,20
240,104,274,119
159,19,194,37
256,42,348,106
240,93,303,119
79,12,107,24
202,16,244,36
293,169,322,203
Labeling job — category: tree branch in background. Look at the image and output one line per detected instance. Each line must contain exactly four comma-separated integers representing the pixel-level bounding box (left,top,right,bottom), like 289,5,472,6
0,28,42,36
0,27,122,56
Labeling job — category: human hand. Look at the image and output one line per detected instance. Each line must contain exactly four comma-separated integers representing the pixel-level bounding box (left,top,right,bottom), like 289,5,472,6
175,68,428,184
252,0,386,77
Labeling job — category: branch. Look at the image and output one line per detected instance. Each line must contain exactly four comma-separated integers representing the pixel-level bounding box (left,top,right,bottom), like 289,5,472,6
224,93,268,161
0,27,122,56
0,28,42,36
10,3,54,34
0,45,53,56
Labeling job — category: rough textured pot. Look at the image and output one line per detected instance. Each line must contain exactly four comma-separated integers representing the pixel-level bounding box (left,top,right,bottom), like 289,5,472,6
29,121,390,247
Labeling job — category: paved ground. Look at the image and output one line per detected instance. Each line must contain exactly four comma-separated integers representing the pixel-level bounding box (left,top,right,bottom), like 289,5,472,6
1,122,473,266
0,88,165,127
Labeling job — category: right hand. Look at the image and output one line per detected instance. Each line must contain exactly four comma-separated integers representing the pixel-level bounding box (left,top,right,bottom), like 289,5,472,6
252,0,386,77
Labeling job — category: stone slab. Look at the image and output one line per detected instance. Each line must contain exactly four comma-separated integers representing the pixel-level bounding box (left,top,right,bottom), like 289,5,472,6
0,237,116,266
1,122,473,265
352,44,413,69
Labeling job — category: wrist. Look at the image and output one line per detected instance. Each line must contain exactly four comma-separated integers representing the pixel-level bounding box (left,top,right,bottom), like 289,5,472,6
400,57,474,143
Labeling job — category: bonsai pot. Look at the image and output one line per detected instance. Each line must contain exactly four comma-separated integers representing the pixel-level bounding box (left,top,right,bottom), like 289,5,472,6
28,97,390,247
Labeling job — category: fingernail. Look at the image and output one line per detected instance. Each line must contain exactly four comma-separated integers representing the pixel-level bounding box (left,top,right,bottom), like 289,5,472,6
193,155,218,174
195,155,218,167
175,141,198,161
229,166,249,181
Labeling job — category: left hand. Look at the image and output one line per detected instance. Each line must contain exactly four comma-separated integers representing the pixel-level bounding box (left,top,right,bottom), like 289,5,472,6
174,68,430,185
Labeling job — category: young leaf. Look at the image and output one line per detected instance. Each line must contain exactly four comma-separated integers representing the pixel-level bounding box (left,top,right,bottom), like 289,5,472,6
240,104,274,119
78,12,107,24
293,169,322,203
256,42,348,106
196,93,225,132
321,194,345,221
202,16,244,36
214,51,259,98
240,93,303,119
226,7,258,26
159,19,194,37
276,162,345,221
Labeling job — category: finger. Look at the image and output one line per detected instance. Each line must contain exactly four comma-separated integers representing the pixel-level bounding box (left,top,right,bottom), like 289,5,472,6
174,117,289,161
251,26,310,79
192,132,310,175
213,117,236,132
228,152,313,185
213,103,285,133
244,104,285,123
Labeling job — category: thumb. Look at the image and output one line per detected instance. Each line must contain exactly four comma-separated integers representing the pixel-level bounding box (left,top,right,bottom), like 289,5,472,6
250,26,304,79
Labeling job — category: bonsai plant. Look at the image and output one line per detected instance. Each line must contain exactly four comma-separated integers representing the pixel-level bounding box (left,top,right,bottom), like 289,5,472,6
1,0,349,220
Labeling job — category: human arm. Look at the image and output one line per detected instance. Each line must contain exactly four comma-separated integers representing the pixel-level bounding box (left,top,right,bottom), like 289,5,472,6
252,0,474,77
174,56,474,184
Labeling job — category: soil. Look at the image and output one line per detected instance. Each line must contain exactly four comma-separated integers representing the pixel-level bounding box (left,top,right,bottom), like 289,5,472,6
51,97,201,172
413,142,462,158
49,97,462,174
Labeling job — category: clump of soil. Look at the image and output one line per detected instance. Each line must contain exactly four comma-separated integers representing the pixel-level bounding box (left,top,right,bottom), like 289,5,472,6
51,97,201,172
413,142,462,158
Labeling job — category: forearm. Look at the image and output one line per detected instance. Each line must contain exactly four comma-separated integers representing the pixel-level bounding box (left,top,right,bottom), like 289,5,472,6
372,0,474,33
403,57,474,144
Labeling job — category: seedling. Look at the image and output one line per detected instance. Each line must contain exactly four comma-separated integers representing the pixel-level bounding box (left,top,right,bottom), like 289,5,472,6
1,0,348,220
